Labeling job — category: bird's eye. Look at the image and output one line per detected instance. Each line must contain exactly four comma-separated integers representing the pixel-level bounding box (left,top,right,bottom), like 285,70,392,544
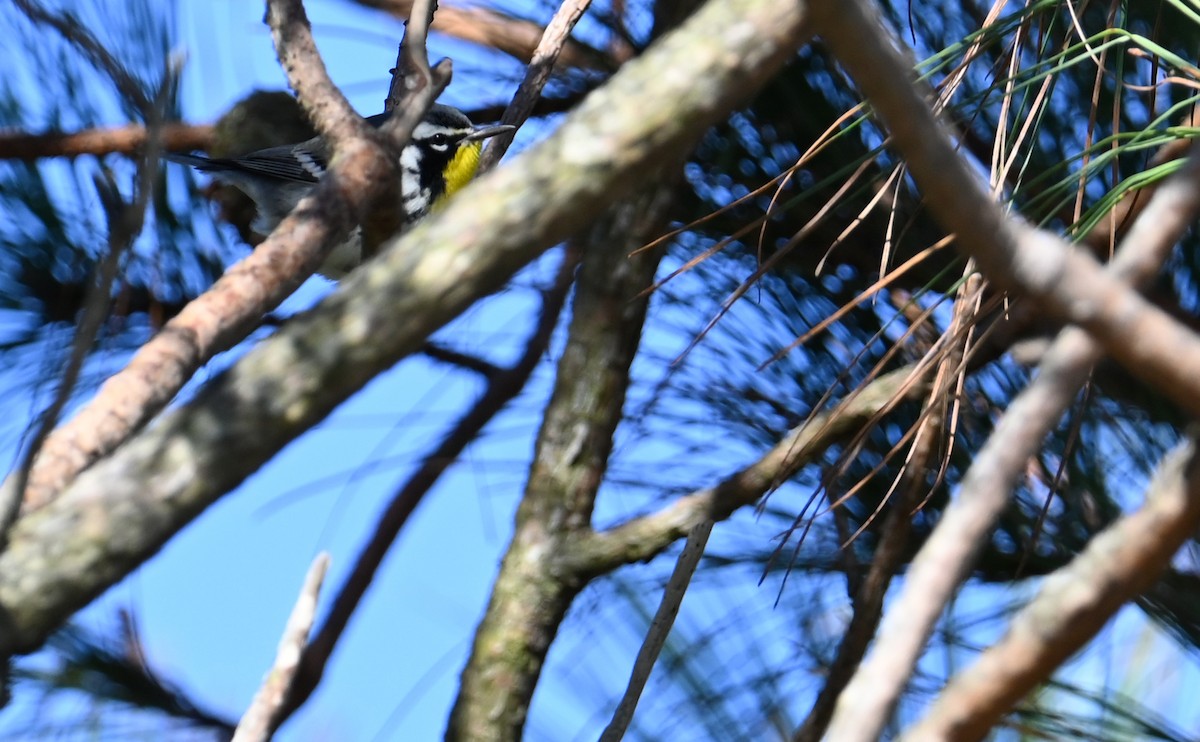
428,133,450,149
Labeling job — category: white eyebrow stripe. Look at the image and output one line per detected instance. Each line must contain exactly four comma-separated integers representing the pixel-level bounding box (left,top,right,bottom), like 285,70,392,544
413,121,437,140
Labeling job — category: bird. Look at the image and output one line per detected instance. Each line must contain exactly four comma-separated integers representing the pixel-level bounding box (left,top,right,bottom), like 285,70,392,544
167,104,513,277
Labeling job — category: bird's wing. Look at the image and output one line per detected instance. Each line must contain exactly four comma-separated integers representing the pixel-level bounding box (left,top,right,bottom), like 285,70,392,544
166,144,325,184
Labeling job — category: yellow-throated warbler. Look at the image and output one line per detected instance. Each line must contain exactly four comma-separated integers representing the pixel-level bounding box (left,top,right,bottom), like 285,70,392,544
168,104,512,277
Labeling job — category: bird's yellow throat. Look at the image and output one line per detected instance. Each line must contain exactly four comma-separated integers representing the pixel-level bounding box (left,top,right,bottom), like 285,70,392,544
438,140,484,209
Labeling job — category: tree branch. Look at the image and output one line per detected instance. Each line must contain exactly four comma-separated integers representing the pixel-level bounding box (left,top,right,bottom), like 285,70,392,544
368,0,451,255
447,175,673,742
421,343,505,378
598,518,713,742
0,123,213,160
478,0,595,172
265,0,365,146
904,435,1200,741
356,0,617,71
233,553,330,742
562,364,928,575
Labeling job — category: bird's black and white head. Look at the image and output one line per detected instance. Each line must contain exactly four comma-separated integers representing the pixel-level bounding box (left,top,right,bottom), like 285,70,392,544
396,104,512,222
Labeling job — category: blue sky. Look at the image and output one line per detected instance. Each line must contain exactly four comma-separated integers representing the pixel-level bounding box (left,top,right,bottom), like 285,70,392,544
6,1,1200,740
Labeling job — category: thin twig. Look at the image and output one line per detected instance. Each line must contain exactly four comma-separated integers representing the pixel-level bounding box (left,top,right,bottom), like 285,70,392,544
599,519,713,742
385,0,437,112
234,553,330,742
12,0,152,112
365,0,450,251
372,1,615,70
478,0,595,172
380,0,451,138
0,122,213,160
420,342,504,378
791,273,977,742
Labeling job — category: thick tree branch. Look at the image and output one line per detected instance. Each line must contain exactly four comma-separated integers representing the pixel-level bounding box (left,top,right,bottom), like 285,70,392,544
447,177,672,742
0,0,812,662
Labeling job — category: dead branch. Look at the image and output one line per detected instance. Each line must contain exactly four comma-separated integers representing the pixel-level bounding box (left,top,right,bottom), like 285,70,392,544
233,553,330,742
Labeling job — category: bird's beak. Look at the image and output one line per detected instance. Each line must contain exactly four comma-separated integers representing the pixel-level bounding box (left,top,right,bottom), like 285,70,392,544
465,124,517,142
